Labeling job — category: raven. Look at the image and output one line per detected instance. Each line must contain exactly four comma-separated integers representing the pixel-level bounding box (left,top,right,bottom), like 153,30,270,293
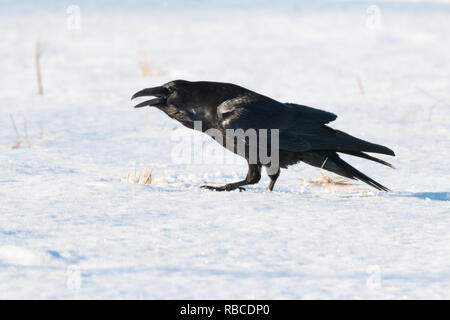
132,80,395,192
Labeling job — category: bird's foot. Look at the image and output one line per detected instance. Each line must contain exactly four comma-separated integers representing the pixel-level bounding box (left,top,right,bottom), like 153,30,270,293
200,185,246,192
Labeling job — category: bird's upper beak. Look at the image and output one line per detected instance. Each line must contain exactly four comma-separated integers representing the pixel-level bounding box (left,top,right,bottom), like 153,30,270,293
131,86,170,108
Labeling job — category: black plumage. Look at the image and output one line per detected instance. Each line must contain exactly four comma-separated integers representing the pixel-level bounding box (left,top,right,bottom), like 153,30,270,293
131,80,395,192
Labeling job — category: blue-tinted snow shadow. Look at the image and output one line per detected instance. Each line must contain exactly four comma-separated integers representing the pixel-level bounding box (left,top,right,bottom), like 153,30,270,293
398,192,450,202
46,250,85,264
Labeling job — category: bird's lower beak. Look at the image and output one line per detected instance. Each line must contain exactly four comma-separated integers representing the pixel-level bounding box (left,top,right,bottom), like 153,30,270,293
131,86,169,108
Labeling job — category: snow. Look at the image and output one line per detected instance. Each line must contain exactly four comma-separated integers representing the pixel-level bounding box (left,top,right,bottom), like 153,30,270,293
0,0,449,299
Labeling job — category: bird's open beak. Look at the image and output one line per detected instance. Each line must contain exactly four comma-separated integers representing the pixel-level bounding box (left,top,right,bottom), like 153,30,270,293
131,86,169,108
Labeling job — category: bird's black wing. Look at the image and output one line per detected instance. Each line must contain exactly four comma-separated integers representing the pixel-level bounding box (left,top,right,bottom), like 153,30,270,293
217,97,394,156
217,96,335,151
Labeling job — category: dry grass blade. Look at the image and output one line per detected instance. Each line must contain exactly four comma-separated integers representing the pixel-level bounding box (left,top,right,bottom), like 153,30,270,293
10,115,22,149
10,115,38,149
321,157,328,169
139,59,163,78
403,105,412,121
126,166,153,185
36,40,44,95
427,102,437,121
355,73,365,95
300,158,369,191
24,119,31,149
299,174,370,191
299,174,353,188
416,86,450,108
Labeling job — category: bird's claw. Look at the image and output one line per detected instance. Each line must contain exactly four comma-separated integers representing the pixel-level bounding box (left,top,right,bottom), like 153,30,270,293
200,185,246,192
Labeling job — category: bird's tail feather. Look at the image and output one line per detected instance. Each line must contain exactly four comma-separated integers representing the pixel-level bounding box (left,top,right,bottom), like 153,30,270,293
337,150,395,169
332,129,395,156
301,151,390,191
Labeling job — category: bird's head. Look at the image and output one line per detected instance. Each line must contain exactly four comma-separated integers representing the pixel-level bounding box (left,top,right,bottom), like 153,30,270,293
131,80,190,109
131,80,240,129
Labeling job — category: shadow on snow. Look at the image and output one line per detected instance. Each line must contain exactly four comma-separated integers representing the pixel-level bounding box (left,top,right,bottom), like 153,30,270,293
399,192,450,202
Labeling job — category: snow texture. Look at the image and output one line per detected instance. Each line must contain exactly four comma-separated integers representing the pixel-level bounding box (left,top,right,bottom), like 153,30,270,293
0,0,449,299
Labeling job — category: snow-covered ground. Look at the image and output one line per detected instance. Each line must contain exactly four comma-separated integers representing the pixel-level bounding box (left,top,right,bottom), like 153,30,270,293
0,0,449,299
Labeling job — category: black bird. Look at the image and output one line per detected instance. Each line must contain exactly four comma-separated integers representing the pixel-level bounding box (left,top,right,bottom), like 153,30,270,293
131,80,395,192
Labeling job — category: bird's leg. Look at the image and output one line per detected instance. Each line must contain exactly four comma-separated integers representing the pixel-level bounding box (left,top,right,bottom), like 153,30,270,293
201,164,262,192
268,168,280,191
